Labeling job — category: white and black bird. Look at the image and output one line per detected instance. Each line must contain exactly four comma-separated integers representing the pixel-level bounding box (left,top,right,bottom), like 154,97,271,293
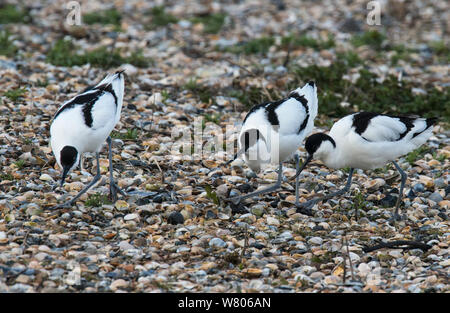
50,70,126,208
292,111,438,220
226,81,318,212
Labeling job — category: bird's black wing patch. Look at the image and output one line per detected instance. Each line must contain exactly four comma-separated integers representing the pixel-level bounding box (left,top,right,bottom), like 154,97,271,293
95,83,118,107
353,112,432,142
289,92,310,133
242,103,266,124
265,99,284,126
352,112,380,136
53,90,103,128
396,116,415,140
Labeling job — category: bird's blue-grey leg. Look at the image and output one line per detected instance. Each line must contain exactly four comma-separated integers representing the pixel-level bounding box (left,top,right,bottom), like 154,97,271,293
51,152,102,209
107,136,126,202
292,155,314,216
294,154,300,207
298,168,354,212
392,161,406,221
227,162,283,204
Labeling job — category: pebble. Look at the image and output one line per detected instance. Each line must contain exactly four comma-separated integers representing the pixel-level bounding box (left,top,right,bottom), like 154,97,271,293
209,238,227,248
308,237,323,245
266,216,280,226
168,212,184,225
110,279,129,291
428,192,443,203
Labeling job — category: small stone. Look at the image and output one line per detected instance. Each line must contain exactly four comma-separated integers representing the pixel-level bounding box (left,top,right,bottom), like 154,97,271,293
308,237,323,245
433,178,446,188
39,174,53,182
124,213,139,221
324,275,340,285
110,279,129,291
115,200,129,210
118,241,134,251
266,216,279,226
364,178,385,190
215,184,229,198
379,194,397,207
412,183,425,193
243,268,262,278
428,192,443,203
419,176,434,188
389,250,403,258
168,212,184,225
209,238,227,248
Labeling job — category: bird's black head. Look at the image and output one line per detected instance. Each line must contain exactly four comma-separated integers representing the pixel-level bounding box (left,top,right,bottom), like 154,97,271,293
305,133,336,156
60,145,78,187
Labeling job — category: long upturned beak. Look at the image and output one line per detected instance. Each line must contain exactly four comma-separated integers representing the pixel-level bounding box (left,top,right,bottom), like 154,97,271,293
290,155,313,181
60,166,70,187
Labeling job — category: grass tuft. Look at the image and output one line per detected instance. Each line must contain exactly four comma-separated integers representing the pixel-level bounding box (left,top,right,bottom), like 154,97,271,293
85,193,112,207
47,39,151,68
111,128,139,140
4,87,27,101
148,6,178,28
281,34,335,50
83,8,122,26
0,30,18,57
351,30,386,50
191,13,226,34
226,37,275,55
0,4,30,24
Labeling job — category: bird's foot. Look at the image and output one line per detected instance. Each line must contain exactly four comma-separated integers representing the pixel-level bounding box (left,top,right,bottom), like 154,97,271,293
49,201,76,210
295,200,315,216
388,212,406,224
225,195,242,205
109,182,126,202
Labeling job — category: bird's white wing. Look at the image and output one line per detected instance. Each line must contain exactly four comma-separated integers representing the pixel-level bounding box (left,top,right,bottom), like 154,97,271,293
90,92,117,130
360,115,409,142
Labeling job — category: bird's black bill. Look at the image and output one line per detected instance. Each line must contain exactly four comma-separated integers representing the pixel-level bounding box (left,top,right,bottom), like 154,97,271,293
290,155,313,181
60,167,70,187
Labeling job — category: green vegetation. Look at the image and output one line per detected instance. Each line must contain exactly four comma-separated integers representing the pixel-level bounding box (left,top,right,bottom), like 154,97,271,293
390,44,415,65
85,193,112,207
352,192,368,218
205,185,220,206
14,159,26,170
430,41,450,62
0,30,17,57
227,86,277,109
111,128,139,140
281,34,335,50
191,13,226,34
336,51,364,68
0,4,30,24
4,87,27,101
351,30,386,50
0,173,14,181
161,90,170,103
147,6,178,28
204,113,222,125
184,78,214,104
405,146,432,166
47,39,151,68
289,59,450,122
83,8,122,26
226,37,275,55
